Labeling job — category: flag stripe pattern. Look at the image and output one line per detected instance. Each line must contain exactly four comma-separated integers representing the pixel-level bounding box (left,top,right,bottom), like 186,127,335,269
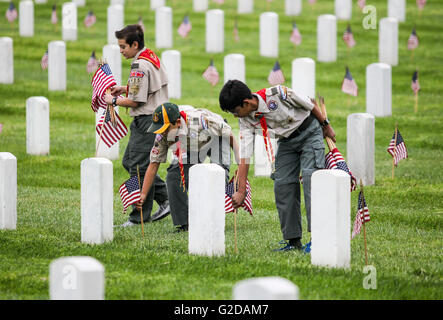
41,50,49,70
268,61,285,86
341,67,358,96
290,23,302,46
119,175,141,213
91,63,116,112
407,28,419,50
96,108,128,148
225,178,253,215
343,25,356,48
352,190,370,239
411,71,420,95
202,60,220,86
84,11,96,28
51,5,57,25
6,2,17,23
178,15,192,38
87,51,98,74
325,148,357,191
387,130,408,166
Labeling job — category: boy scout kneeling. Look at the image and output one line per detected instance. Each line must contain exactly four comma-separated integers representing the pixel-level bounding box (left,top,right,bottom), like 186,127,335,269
218,80,336,251
136,103,239,232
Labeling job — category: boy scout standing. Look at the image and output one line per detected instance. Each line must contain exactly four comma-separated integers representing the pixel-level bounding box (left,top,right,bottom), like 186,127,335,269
104,24,170,226
136,103,238,232
218,80,336,251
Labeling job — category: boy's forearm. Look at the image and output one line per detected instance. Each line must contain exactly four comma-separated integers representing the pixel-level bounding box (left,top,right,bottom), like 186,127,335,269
237,159,250,195
311,104,327,123
115,96,139,108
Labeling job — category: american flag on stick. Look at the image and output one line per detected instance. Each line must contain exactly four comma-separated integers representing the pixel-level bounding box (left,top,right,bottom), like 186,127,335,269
84,11,96,28
225,176,253,215
341,66,358,96
268,61,285,86
51,4,57,25
119,175,141,213
5,2,17,23
233,19,239,42
290,22,302,46
358,0,366,10
411,70,420,95
407,28,419,50
202,59,220,86
91,62,117,112
343,25,356,48
417,0,426,10
87,51,98,74
96,107,128,148
178,15,192,38
387,128,408,167
41,50,48,70
352,190,371,239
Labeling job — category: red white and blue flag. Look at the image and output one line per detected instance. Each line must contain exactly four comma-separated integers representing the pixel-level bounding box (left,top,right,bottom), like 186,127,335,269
352,190,370,239
5,2,17,23
358,0,366,10
84,11,96,28
341,66,358,96
119,175,141,213
225,177,253,215
325,147,357,191
96,108,128,148
41,50,49,70
417,0,426,10
387,129,408,166
202,59,220,86
411,70,420,95
290,22,302,46
87,51,98,74
51,4,57,25
178,15,192,38
343,25,356,48
91,63,117,112
407,28,419,50
268,61,285,86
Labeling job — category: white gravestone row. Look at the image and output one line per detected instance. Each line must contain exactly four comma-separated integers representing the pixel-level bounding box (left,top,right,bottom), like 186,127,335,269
111,0,125,5
156,7,173,49
254,135,278,177
206,9,224,53
162,50,182,99
285,0,302,16
317,14,337,62
292,57,315,99
151,0,165,10
26,97,50,156
233,277,299,300
19,1,34,37
260,12,278,58
388,0,406,23
48,41,67,91
335,0,352,21
347,113,375,186
0,153,17,230
194,0,208,12
107,4,124,45
62,2,77,41
379,17,398,66
238,0,253,14
0,37,13,84
224,53,245,84
366,63,392,117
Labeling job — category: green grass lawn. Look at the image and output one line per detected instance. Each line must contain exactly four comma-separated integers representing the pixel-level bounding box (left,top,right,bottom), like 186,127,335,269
0,0,442,300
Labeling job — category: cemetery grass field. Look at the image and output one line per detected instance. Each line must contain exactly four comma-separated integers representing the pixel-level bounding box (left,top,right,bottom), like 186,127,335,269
0,0,442,300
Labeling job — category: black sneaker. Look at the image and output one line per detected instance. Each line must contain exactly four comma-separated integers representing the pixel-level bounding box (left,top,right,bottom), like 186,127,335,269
152,200,171,222
174,225,188,233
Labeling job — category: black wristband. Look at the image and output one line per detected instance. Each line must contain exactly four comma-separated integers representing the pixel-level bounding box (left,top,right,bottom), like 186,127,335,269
321,118,330,127
112,97,117,107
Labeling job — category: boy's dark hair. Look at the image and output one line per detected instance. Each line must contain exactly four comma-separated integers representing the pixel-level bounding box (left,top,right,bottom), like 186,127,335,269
115,24,145,49
219,80,253,113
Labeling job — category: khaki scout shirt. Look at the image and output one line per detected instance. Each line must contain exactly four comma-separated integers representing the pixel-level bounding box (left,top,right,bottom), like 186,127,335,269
127,47,168,117
150,106,232,163
239,85,314,159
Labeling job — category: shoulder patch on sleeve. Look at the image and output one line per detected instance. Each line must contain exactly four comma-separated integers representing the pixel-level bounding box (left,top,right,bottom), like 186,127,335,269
278,85,288,100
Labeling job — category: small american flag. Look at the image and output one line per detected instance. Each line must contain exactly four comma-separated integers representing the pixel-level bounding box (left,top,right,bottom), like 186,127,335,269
387,129,408,166
325,147,357,191
407,28,419,50
6,2,17,23
268,61,285,86
178,15,192,38
51,5,57,25
96,108,128,148
202,59,220,86
84,11,96,28
290,23,302,46
343,25,356,48
87,51,98,74
411,70,420,95
119,175,141,213
233,19,239,42
41,50,49,70
417,0,426,10
352,191,370,239
225,177,253,215
358,0,366,10
138,16,145,32
341,66,358,96
91,63,117,112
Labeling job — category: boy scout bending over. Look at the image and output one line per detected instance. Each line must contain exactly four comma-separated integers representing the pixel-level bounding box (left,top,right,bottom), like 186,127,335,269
219,80,336,251
104,24,170,226
136,103,239,233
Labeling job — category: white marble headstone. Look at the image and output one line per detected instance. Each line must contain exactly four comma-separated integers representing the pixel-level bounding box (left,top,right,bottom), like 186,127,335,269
206,9,224,53
156,7,173,49
366,63,392,117
285,0,302,16
388,0,406,23
254,134,278,177
151,0,165,10
0,37,13,84
233,277,299,300
292,57,315,99
238,0,253,14
224,54,245,84
162,50,181,99
335,0,352,20
379,17,398,66
194,0,208,12
26,97,50,156
0,153,17,230
48,41,66,91
62,2,78,41
19,1,34,37
317,14,337,62
107,5,124,45
260,12,279,58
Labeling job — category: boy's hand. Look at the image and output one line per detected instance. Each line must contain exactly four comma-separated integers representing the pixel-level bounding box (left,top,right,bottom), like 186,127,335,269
232,191,246,209
135,193,147,211
110,86,126,96
323,125,336,143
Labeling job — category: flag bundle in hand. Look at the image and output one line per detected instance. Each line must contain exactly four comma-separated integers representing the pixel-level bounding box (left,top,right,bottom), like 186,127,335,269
41,50,48,70
51,5,57,25
387,129,408,166
86,51,98,74
119,175,141,213
91,63,117,112
5,2,17,23
96,107,128,148
225,177,253,215
407,28,419,50
343,25,356,48
341,66,358,96
352,190,370,239
325,148,357,191
411,70,420,95
290,23,302,46
84,11,96,28
268,61,285,86
178,15,192,38
202,59,220,86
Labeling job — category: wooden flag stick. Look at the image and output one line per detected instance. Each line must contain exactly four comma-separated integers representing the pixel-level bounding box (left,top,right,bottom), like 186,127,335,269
318,94,337,151
392,123,398,180
360,180,368,266
95,104,108,157
233,171,239,254
137,165,144,238
414,92,418,113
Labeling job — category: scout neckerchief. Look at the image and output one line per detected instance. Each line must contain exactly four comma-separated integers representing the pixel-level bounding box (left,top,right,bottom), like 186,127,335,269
254,89,276,173
174,111,188,192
